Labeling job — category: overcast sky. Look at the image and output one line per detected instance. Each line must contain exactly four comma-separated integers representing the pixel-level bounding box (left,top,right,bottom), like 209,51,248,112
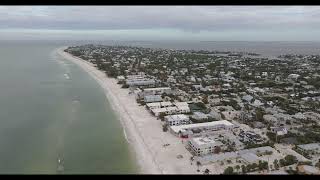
0,6,320,41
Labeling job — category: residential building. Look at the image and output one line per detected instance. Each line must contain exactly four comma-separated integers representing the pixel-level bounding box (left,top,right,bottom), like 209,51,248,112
164,114,190,126
188,136,223,156
170,120,234,137
144,95,163,103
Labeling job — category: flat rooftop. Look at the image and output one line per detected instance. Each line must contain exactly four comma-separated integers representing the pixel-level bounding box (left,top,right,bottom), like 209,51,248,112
165,114,189,122
298,143,320,151
170,120,234,133
144,87,171,91
191,136,217,146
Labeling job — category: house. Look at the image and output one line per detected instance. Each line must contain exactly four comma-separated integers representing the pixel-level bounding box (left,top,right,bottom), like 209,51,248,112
144,95,163,103
297,143,320,155
146,102,162,109
271,127,288,136
275,75,282,82
176,105,191,114
242,95,253,103
143,87,172,95
188,136,224,156
164,114,190,126
117,75,125,82
160,101,173,108
126,79,156,87
151,107,174,116
239,131,264,144
288,74,300,82
174,102,190,113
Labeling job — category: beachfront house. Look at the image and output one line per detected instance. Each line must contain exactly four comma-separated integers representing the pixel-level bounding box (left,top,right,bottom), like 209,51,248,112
144,95,163,103
126,79,156,87
146,102,162,109
188,136,224,156
174,102,191,114
143,87,172,95
164,114,190,126
151,107,178,117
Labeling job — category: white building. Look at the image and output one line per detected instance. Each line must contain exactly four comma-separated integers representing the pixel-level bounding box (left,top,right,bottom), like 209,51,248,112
117,75,125,82
170,120,234,137
144,95,163,103
271,127,288,136
164,114,190,126
160,101,173,108
151,107,178,116
288,74,300,82
188,136,223,156
146,102,161,109
126,79,156,87
147,101,190,116
143,87,172,95
174,102,190,113
176,106,190,114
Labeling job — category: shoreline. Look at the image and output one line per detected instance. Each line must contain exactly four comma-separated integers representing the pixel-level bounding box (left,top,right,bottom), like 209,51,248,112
56,46,161,174
56,46,198,174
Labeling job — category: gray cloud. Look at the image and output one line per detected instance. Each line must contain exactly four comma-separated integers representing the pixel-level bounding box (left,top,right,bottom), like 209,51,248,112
0,6,320,31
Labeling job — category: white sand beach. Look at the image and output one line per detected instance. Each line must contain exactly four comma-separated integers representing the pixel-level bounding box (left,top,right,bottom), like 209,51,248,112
56,47,200,174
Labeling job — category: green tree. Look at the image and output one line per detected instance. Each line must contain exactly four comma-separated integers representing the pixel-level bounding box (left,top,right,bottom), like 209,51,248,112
241,165,246,174
159,112,166,121
284,155,298,165
279,159,286,167
235,165,240,172
223,166,234,174
255,108,265,121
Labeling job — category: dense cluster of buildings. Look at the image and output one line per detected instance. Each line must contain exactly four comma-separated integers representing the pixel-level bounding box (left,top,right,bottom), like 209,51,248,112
65,45,320,174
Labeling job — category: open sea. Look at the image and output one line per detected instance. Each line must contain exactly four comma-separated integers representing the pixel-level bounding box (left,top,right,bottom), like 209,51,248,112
0,41,137,174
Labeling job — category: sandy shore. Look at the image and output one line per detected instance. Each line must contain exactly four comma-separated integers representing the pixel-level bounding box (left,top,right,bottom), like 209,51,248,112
56,46,199,174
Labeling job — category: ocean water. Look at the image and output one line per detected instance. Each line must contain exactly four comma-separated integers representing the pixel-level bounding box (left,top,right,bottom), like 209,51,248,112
0,41,137,174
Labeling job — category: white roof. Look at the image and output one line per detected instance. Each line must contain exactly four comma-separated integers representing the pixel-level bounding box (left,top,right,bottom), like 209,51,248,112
177,106,190,111
144,95,162,102
241,153,260,163
151,108,168,113
152,107,178,113
160,101,172,107
144,87,171,91
166,106,178,111
146,102,161,108
170,120,234,133
174,102,189,107
165,114,189,122
191,136,217,146
298,143,320,151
